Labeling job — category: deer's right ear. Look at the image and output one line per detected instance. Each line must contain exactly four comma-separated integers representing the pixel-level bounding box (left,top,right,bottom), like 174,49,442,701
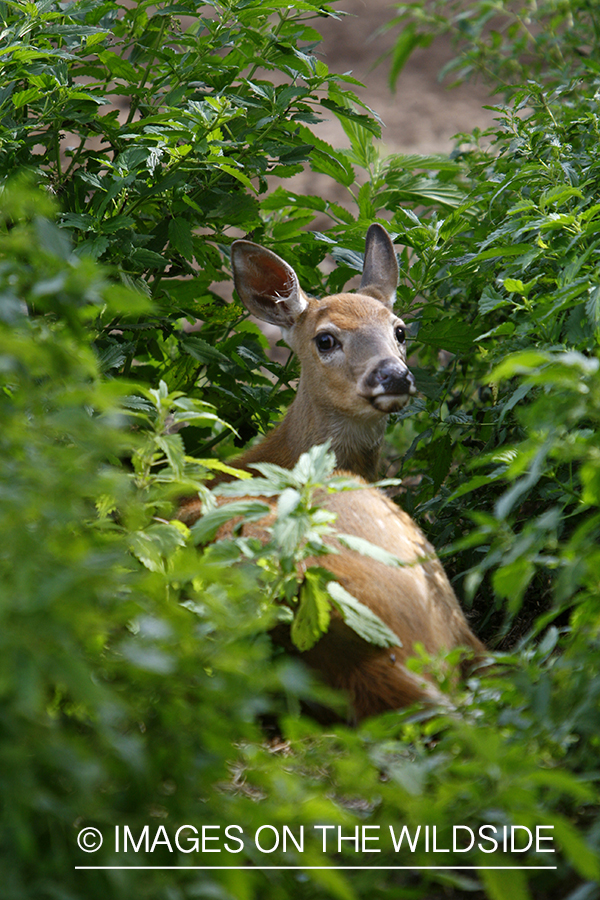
359,223,398,309
232,241,308,328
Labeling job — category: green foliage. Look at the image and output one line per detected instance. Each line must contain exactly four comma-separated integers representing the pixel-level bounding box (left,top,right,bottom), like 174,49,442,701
195,444,402,651
0,0,378,453
383,0,600,94
2,1,600,900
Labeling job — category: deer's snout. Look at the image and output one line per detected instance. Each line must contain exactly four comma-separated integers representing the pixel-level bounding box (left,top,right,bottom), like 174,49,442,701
360,358,417,411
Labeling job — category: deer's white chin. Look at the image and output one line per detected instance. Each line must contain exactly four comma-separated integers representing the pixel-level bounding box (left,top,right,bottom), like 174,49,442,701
370,393,411,413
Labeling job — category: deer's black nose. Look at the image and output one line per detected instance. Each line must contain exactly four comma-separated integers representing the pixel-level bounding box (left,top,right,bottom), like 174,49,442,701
366,358,415,395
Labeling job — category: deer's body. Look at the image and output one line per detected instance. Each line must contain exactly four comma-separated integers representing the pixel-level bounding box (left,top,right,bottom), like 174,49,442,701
179,225,485,720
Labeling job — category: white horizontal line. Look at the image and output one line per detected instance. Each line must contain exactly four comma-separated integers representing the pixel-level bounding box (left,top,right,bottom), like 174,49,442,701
75,866,558,871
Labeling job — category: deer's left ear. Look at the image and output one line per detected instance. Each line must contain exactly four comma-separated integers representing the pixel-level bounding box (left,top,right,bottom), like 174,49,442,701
359,223,398,309
232,241,308,328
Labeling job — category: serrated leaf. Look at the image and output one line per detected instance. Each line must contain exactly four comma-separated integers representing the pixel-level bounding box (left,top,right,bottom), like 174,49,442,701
327,581,400,647
504,277,527,294
168,217,194,261
195,459,251,479
487,351,550,382
310,149,355,187
330,246,364,272
277,487,302,519
411,367,443,400
585,285,600,328
469,243,533,263
291,442,337,485
156,433,186,480
179,335,232,368
215,476,286,498
130,248,168,269
475,322,516,342
430,433,453,491
418,319,477,354
540,185,584,208
336,533,409,568
97,342,131,373
321,97,381,138
130,523,187,573
190,500,272,544
479,286,508,314
244,462,298,491
217,161,258,193
98,49,138,81
12,87,39,108
291,569,332,651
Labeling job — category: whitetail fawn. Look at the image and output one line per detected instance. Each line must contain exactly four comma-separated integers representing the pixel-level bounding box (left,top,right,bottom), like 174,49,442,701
179,224,485,720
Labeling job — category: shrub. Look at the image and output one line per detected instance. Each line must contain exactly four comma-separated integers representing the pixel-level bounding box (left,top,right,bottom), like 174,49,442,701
2,1,600,899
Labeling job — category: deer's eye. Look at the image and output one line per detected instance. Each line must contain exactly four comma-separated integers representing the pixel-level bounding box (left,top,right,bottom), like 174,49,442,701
395,325,406,345
315,332,338,353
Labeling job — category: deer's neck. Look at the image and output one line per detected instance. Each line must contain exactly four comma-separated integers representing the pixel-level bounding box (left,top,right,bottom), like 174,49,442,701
237,386,387,482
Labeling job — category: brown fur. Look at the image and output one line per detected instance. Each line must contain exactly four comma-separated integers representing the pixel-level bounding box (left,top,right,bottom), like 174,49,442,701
179,226,485,720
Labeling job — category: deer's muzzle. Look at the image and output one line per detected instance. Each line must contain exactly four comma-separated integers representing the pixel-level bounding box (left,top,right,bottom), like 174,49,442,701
360,358,416,411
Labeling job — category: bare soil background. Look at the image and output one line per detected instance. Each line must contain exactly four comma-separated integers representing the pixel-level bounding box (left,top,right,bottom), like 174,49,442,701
299,0,495,163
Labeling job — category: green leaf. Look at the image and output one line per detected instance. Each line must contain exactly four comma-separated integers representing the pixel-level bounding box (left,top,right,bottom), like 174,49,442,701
430,433,453,491
190,500,272,544
550,818,600,881
130,248,168,269
539,185,584,209
469,243,534,263
310,148,355,187
327,581,400,647
389,24,433,91
487,351,551,382
336,533,410,568
321,97,381,138
411,367,443,400
492,557,535,613
179,335,232,368
291,569,332,652
98,49,138,81
585,284,600,329
495,440,551,520
479,286,508,314
418,319,478,353
168,217,194,261
277,487,302,519
130,523,187,573
480,866,531,900
475,322,516,342
216,161,258,192
12,87,39,108
504,277,527,295
156,433,186,480
292,442,337,485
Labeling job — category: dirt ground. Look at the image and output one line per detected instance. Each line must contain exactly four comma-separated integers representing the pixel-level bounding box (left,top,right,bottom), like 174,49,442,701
312,0,495,155
280,0,497,219
264,1,495,338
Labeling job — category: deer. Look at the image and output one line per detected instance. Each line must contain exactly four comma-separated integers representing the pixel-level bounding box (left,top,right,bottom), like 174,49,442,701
178,224,486,721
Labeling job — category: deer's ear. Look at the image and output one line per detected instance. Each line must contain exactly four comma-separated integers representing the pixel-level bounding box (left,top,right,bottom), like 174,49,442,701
232,241,308,328
359,223,398,309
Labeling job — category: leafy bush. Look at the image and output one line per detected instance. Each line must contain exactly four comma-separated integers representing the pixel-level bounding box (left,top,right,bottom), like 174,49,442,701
2,1,600,899
383,0,600,94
